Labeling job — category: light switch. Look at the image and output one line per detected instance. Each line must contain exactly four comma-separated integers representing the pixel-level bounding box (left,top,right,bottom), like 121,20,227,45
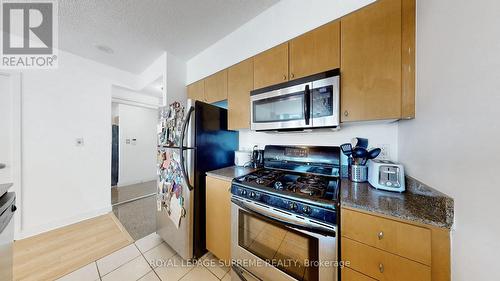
75,138,84,146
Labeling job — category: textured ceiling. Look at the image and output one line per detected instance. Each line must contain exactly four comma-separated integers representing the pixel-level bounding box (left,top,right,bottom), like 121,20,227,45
59,0,279,74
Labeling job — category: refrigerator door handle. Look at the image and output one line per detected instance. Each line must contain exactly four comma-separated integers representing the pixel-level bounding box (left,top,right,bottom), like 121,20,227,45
180,106,195,191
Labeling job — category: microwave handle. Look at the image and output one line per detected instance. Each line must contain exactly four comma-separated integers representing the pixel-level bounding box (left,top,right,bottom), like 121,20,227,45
304,84,311,125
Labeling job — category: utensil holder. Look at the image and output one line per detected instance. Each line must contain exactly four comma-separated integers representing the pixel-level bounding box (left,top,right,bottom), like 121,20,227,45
350,164,368,182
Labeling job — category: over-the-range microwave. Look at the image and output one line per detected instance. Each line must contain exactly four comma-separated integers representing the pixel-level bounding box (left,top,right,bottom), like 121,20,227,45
250,69,340,131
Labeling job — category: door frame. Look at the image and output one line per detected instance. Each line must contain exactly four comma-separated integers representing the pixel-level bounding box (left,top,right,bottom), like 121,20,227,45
0,71,23,238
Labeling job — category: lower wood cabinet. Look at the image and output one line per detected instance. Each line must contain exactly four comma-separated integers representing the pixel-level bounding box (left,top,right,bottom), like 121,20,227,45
342,208,431,265
205,176,231,262
342,238,431,281
341,207,450,281
342,267,377,281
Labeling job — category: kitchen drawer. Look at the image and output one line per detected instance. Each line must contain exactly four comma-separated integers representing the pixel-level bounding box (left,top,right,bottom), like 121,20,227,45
342,267,377,281
342,238,431,281
341,208,431,265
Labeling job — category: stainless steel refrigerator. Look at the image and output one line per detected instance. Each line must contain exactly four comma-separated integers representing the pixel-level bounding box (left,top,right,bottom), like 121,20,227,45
156,99,238,260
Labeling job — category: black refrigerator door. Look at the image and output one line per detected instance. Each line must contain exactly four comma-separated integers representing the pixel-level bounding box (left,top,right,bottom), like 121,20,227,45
193,101,238,258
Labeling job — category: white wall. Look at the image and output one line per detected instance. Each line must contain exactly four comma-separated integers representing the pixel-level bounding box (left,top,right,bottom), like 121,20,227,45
187,0,375,83
112,85,161,108
398,1,500,280
240,121,399,162
0,74,13,184
19,50,140,238
166,52,187,107
117,103,158,186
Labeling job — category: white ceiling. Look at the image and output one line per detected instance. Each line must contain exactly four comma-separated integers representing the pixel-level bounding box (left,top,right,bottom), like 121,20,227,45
59,0,279,74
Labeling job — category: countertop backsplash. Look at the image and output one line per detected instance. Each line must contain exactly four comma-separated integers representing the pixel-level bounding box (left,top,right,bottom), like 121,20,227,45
237,121,399,167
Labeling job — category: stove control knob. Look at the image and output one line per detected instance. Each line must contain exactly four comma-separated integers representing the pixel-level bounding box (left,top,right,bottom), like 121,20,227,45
288,202,297,211
250,191,256,198
241,190,248,196
302,206,311,214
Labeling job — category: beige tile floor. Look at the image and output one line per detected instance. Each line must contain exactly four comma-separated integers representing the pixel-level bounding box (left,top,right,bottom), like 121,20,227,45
56,233,231,281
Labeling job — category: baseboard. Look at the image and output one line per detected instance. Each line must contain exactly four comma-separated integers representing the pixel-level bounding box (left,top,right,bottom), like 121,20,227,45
15,206,112,240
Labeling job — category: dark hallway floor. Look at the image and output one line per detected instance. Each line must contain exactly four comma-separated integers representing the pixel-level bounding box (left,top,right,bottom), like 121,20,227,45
111,181,157,241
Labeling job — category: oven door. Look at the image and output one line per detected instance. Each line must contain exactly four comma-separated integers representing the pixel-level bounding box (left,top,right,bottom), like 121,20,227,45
250,82,313,131
310,76,339,128
231,196,337,281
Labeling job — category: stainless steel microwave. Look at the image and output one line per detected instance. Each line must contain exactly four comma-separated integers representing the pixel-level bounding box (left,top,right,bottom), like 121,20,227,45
250,69,340,131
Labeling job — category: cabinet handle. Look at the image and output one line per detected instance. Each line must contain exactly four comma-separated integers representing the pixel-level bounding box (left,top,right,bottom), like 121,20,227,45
290,73,295,79
379,263,384,273
283,74,287,80
378,231,384,240
343,110,349,117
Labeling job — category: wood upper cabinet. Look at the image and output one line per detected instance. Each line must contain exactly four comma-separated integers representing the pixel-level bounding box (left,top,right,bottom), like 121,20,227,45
187,80,205,101
401,0,416,119
341,0,403,122
204,70,228,103
253,43,289,89
228,58,253,130
205,176,231,262
289,21,340,79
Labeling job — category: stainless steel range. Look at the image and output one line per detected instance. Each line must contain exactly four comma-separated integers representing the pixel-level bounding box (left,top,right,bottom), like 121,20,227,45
230,145,340,281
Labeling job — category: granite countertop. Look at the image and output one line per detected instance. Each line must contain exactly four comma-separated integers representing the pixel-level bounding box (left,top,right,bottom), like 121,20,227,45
341,177,454,229
206,166,257,182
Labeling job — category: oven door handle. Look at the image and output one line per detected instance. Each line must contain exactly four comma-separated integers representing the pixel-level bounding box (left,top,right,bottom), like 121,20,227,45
232,264,262,281
231,197,336,237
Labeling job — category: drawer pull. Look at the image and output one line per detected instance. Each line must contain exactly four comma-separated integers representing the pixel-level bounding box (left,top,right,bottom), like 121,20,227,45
379,263,384,273
377,231,384,240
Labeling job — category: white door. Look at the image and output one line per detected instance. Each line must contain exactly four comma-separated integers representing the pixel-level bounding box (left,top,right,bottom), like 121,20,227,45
0,72,21,234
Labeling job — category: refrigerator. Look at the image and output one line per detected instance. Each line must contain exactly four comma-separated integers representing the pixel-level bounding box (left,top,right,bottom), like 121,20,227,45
156,99,238,260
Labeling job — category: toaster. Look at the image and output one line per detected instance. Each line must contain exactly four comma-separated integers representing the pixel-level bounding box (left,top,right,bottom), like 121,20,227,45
367,159,405,192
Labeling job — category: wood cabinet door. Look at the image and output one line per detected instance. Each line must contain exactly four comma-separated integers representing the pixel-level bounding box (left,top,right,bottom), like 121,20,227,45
342,267,377,281
205,176,231,262
342,208,431,265
401,0,416,119
341,0,402,122
253,43,289,89
342,238,431,281
228,58,253,130
204,70,228,103
290,21,340,79
187,80,205,101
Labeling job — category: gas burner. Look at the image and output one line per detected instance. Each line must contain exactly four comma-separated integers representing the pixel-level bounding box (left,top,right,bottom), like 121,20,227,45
255,178,266,185
273,181,284,190
242,175,258,181
299,186,323,196
297,176,325,185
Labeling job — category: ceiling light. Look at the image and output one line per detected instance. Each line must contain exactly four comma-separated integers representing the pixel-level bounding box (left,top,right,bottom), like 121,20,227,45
94,44,114,54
